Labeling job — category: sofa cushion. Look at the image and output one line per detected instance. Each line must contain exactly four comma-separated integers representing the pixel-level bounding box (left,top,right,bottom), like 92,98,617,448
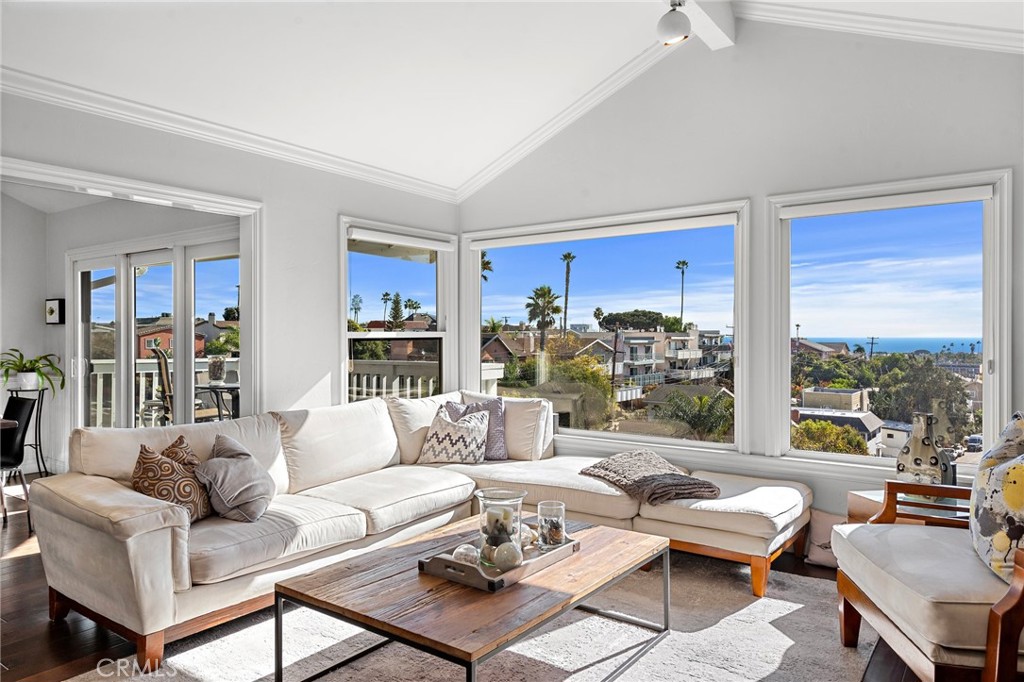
69,413,289,494
189,494,366,584
272,399,399,493
461,390,553,460
442,456,641,520
832,523,1015,652
419,407,489,464
638,470,812,539
300,465,475,534
386,392,464,464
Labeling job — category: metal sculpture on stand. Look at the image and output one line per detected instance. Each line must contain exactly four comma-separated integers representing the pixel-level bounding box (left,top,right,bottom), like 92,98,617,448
896,411,956,493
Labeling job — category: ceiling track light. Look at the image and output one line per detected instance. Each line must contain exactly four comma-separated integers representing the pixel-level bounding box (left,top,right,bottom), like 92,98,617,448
657,0,692,47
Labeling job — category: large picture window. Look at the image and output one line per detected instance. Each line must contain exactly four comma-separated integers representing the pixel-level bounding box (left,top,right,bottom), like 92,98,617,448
789,202,984,460
472,215,738,445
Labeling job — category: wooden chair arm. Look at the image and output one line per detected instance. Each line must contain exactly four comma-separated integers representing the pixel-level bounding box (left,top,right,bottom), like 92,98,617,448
984,549,1024,682
867,480,970,527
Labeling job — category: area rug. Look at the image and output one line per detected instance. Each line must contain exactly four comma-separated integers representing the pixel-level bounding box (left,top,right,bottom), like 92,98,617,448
67,553,877,681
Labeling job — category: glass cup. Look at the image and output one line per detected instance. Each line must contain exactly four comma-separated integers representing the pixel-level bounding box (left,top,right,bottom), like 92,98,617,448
476,488,527,567
537,500,566,551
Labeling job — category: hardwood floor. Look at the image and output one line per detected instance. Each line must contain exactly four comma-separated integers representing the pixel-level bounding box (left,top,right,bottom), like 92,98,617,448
2,482,910,681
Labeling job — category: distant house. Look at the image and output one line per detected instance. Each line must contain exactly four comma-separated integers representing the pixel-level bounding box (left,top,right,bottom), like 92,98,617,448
569,323,591,333
794,407,884,444
195,312,239,344
792,338,837,358
821,342,850,355
480,334,517,363
365,312,437,332
575,339,615,366
876,420,912,457
136,325,204,359
802,386,870,411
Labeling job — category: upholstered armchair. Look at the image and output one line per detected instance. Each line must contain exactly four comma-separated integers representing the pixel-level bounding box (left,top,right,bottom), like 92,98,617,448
833,480,1024,682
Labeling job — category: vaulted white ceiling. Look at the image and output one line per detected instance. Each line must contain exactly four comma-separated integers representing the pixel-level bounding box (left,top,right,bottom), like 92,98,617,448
2,2,1020,203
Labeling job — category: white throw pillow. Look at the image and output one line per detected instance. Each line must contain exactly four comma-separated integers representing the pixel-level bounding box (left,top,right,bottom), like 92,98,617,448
418,406,489,464
386,391,464,464
461,390,553,461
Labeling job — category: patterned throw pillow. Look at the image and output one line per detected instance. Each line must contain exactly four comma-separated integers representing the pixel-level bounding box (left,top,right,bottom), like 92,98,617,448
445,399,507,461
971,412,1024,582
132,436,211,522
418,406,489,464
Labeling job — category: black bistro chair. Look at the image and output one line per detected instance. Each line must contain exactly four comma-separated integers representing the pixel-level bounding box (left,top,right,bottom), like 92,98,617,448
1,396,36,533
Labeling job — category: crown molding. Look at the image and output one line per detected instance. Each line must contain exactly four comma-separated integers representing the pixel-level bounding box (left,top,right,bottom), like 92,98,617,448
0,67,459,204
734,1,1024,55
454,42,678,203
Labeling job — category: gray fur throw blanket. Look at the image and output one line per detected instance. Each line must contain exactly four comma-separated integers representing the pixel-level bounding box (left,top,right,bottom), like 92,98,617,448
581,448,720,505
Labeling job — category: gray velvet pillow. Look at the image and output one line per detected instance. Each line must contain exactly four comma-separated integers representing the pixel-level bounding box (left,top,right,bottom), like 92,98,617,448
445,398,507,461
195,434,276,522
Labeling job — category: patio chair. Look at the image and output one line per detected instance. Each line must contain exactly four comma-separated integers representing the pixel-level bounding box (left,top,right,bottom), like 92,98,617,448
146,349,220,425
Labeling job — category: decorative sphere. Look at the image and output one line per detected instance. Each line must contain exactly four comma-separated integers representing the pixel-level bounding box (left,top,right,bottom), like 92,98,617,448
452,544,479,564
493,542,524,572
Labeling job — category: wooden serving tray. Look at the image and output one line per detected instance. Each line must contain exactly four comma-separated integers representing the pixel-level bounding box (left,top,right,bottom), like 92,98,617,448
418,535,581,592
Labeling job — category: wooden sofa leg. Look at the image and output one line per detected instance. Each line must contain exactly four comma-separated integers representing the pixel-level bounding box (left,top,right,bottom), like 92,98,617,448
136,631,165,672
792,527,808,560
750,556,769,597
840,596,862,647
49,587,71,622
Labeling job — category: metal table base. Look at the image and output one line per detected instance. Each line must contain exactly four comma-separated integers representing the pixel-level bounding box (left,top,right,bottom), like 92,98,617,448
275,548,671,682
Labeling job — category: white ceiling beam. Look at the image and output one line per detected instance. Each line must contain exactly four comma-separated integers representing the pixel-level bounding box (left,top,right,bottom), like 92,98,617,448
689,0,736,51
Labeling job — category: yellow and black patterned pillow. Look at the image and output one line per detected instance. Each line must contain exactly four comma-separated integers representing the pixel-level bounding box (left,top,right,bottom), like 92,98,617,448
131,437,211,522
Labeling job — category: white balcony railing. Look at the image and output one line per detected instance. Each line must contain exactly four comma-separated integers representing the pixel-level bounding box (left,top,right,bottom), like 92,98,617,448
348,359,440,402
88,357,240,427
668,367,716,381
625,353,660,364
669,348,703,360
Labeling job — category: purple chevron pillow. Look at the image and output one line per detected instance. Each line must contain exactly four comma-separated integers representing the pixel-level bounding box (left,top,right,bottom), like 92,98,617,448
418,406,489,464
445,398,508,461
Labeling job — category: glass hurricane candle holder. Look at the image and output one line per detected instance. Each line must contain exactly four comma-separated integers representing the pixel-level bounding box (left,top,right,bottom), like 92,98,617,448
476,488,527,567
537,500,566,551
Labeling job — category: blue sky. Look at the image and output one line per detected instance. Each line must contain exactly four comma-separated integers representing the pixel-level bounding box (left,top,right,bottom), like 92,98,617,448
90,258,240,323
791,201,982,338
481,226,736,331
348,252,437,323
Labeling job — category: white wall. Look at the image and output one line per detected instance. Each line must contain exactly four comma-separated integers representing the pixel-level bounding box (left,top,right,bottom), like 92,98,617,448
1,92,458,469
1,195,48,470
459,20,1023,512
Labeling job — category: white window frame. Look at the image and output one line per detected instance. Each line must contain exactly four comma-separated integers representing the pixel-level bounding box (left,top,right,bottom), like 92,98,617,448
339,216,458,403
767,169,1013,462
461,200,751,454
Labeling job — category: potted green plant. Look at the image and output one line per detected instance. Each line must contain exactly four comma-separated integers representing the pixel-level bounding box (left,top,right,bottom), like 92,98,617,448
0,348,66,392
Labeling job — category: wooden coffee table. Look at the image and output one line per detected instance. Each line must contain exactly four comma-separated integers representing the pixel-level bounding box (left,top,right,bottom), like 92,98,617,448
275,517,670,682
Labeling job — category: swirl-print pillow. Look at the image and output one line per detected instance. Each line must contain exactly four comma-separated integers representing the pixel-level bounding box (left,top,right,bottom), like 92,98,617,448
132,439,211,522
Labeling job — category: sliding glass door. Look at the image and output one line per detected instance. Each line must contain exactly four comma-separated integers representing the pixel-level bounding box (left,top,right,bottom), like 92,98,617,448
71,239,242,429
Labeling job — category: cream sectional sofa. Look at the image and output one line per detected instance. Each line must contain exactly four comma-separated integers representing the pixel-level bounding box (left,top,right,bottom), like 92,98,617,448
32,390,810,670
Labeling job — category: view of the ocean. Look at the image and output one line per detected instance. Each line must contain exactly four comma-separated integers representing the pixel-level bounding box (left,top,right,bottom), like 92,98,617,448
809,337,982,355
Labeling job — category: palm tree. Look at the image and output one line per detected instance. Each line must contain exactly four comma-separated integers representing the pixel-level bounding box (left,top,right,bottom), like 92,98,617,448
484,316,503,333
675,260,689,325
657,391,734,442
381,292,392,323
350,294,363,324
525,285,562,351
404,298,421,317
594,307,605,330
560,252,576,337
481,251,493,282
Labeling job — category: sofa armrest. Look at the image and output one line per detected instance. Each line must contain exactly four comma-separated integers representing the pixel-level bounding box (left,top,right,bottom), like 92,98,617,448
867,479,970,528
31,472,190,540
984,549,1024,682
31,473,190,635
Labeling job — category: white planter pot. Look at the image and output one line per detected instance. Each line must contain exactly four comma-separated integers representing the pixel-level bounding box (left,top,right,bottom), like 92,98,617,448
15,372,39,390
